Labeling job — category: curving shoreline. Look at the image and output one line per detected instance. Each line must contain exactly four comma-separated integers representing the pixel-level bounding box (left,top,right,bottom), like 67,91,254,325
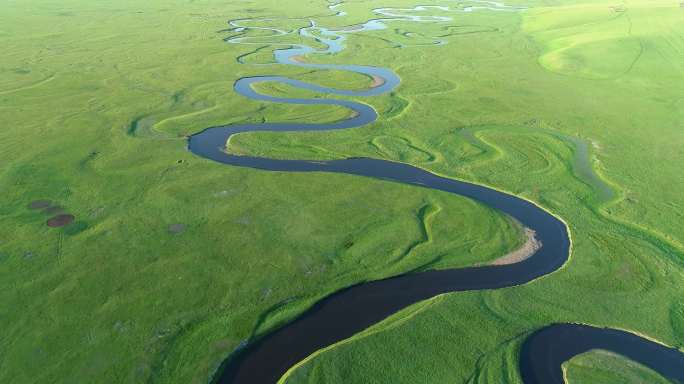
521,324,684,384
192,122,572,382
187,3,684,383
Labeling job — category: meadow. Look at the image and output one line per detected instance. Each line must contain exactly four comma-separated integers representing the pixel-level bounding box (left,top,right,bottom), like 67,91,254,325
563,350,673,384
1,0,683,383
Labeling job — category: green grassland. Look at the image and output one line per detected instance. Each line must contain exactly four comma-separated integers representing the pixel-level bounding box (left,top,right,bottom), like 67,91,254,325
563,349,672,384
0,1,524,383
1,0,683,383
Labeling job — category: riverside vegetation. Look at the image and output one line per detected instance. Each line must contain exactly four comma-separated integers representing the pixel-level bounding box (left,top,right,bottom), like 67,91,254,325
1,0,683,383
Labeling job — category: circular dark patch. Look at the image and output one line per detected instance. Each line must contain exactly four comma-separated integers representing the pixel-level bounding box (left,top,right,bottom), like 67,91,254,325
168,223,187,234
29,200,52,210
47,214,75,227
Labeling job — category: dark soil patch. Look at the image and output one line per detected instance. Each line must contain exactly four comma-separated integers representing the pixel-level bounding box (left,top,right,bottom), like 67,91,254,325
168,223,187,234
29,200,52,210
47,214,75,227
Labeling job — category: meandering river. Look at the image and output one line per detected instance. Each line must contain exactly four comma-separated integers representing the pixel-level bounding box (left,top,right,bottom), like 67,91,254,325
188,2,684,383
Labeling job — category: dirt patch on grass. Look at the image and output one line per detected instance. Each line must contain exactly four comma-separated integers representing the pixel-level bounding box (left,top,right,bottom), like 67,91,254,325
370,75,385,88
291,55,306,63
47,214,75,228
491,228,542,266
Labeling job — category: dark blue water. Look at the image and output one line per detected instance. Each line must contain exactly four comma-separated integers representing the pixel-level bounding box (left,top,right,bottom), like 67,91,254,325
521,324,684,384
187,5,684,383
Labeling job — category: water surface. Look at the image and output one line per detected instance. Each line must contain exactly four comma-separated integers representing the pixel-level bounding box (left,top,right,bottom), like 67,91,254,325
187,3,684,383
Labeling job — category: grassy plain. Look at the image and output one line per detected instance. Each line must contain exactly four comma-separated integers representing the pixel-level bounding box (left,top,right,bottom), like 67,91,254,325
229,1,684,383
1,0,683,383
0,1,522,383
563,350,672,384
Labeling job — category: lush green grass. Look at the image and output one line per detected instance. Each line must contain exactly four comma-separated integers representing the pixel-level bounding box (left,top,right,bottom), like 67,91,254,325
1,0,683,383
563,349,672,384
0,1,524,383
228,1,684,383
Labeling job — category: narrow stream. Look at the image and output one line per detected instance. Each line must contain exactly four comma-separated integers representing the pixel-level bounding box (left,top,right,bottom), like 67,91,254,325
187,2,684,383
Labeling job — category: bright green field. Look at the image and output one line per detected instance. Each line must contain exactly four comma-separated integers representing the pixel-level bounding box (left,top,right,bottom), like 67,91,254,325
1,0,683,383
563,349,672,384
